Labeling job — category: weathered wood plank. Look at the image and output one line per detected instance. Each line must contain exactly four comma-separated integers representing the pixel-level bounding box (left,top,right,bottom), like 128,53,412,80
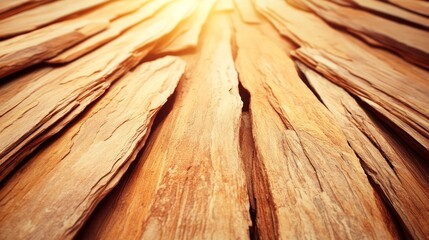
49,0,172,63
0,5,189,182
386,0,429,17
303,0,429,69
78,14,251,240
255,0,429,157
0,0,108,38
153,0,215,54
233,17,397,239
298,62,429,240
0,56,185,240
0,0,55,20
0,19,108,78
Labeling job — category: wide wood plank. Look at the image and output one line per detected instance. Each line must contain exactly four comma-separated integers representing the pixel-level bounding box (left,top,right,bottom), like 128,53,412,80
78,14,251,240
0,56,185,240
233,17,396,239
298,62,429,240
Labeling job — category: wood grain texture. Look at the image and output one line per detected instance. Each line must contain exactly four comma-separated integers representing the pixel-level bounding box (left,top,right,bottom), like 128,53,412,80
78,13,251,240
0,6,187,182
298,62,429,240
303,0,429,69
234,17,397,239
255,0,429,158
153,0,215,54
386,0,429,17
0,0,107,38
0,0,55,19
49,0,172,63
346,0,429,29
0,19,108,78
0,56,185,240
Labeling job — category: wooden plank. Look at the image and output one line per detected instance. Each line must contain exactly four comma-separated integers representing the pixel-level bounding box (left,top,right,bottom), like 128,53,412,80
48,0,178,63
0,56,185,240
349,0,429,30
255,0,429,158
77,14,251,240
386,0,429,17
0,4,190,182
233,17,397,239
0,0,56,20
233,0,261,24
153,0,215,54
0,0,108,38
303,0,429,69
298,62,429,240
0,19,108,78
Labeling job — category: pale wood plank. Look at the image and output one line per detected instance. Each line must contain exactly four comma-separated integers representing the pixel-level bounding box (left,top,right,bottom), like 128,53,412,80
48,0,186,63
153,0,215,54
0,0,108,38
0,19,108,78
0,56,185,240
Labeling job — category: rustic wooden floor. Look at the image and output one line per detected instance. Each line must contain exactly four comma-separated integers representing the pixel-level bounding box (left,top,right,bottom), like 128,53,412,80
0,0,428,239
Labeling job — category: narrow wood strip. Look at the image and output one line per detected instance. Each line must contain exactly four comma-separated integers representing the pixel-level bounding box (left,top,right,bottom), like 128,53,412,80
233,17,397,239
48,0,175,63
0,0,108,38
78,14,251,240
0,0,56,20
0,56,185,240
350,0,429,29
153,0,215,54
387,0,429,17
0,19,108,78
0,4,190,182
304,0,429,69
298,62,429,239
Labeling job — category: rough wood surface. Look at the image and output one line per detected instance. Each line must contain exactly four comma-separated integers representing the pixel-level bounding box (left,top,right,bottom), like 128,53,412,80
78,14,251,240
344,0,429,29
0,19,108,78
0,0,107,38
0,56,185,240
298,62,429,240
386,0,429,17
0,0,55,19
303,0,429,69
256,0,429,157
0,5,188,182
49,0,173,63
153,0,215,54
233,17,396,239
